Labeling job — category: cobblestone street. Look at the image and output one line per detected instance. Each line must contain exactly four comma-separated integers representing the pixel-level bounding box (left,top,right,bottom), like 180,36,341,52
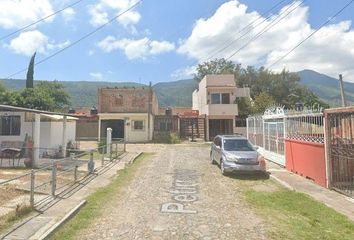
77,144,267,239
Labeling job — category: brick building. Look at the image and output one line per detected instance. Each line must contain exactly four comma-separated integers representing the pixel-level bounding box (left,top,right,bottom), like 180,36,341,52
97,87,159,142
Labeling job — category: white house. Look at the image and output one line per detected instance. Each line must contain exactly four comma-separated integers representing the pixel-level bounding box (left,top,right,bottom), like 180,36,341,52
0,111,76,152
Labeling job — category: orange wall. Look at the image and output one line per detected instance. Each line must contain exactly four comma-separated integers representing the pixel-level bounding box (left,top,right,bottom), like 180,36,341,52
285,139,326,187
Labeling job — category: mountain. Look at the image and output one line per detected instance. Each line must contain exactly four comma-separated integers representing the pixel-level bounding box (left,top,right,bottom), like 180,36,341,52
153,79,197,107
0,79,145,107
1,70,353,108
298,69,354,106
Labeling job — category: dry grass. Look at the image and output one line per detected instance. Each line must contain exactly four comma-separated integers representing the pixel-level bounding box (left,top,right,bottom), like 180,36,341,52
0,185,23,206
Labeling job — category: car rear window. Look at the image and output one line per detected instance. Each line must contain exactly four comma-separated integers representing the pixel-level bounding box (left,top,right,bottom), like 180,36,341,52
223,139,255,151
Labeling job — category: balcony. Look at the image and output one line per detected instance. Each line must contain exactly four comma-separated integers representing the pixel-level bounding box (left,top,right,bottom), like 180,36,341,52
208,104,238,116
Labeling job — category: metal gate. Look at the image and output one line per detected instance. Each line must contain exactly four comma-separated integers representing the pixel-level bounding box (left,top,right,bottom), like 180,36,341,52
180,117,206,140
247,116,263,147
263,118,285,165
325,108,354,198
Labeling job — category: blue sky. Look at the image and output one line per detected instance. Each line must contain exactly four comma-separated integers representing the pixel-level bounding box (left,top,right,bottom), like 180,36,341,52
1,0,354,84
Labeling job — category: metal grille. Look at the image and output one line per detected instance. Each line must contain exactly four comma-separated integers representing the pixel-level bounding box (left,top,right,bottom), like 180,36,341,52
247,116,263,147
264,119,285,156
326,110,354,198
286,113,324,144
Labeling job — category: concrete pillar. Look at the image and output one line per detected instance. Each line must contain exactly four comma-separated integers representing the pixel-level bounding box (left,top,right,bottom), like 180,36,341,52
33,113,40,167
62,116,67,158
98,118,101,141
106,127,112,155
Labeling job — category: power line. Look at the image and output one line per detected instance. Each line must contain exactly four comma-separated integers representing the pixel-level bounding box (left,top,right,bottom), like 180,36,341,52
6,1,142,79
206,0,292,61
225,0,306,62
0,0,86,41
266,0,354,69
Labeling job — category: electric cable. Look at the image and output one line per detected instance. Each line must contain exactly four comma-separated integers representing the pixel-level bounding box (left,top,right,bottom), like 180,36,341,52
6,1,142,79
266,0,354,69
0,0,86,41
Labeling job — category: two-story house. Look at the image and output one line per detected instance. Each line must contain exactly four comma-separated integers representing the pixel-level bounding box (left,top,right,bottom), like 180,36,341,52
192,75,250,140
97,86,159,142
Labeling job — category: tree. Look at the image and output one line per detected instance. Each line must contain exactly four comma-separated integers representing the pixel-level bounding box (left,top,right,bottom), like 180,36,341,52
252,92,275,114
26,52,36,88
194,58,241,82
16,88,55,111
36,81,70,109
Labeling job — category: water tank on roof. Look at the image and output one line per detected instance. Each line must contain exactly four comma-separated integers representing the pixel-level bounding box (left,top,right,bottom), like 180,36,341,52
90,107,98,115
165,108,172,116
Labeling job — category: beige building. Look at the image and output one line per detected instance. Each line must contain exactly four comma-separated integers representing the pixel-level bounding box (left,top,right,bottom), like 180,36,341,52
192,75,250,140
97,87,158,142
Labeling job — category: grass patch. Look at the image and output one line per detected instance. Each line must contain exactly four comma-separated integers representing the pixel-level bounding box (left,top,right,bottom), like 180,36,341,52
0,205,33,234
245,187,354,240
50,153,152,240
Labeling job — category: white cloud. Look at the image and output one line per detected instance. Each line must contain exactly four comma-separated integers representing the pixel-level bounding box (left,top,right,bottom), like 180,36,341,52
90,72,103,80
88,0,141,29
62,8,75,22
97,36,175,60
5,30,70,56
171,65,196,80
178,0,354,82
0,0,54,29
88,50,95,56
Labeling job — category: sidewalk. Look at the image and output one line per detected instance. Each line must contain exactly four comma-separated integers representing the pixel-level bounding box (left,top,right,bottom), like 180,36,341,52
1,152,141,240
266,160,354,222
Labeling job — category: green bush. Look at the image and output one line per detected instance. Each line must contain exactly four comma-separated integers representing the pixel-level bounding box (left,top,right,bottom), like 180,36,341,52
153,132,181,144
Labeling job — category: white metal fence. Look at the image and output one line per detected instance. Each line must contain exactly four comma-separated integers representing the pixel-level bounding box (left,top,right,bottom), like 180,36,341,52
247,106,324,166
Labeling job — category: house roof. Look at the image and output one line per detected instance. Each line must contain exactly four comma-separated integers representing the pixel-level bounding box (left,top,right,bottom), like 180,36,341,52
40,114,78,120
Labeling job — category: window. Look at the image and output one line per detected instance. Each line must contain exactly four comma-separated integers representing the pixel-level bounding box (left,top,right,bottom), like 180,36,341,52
132,120,144,130
235,117,247,127
211,93,220,104
158,119,173,131
0,116,21,136
211,93,230,104
221,93,230,104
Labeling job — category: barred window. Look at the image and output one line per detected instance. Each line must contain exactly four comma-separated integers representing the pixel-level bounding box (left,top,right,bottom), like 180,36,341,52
0,116,21,136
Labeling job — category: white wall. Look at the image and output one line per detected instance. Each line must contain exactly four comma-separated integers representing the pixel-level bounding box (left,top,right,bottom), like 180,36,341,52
0,111,76,150
99,113,153,142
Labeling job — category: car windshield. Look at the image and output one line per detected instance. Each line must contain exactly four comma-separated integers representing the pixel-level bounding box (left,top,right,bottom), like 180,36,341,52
223,139,255,151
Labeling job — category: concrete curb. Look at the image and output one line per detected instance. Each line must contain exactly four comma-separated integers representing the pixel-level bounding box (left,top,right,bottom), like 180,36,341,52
128,152,143,164
269,174,295,191
38,200,87,240
0,212,39,240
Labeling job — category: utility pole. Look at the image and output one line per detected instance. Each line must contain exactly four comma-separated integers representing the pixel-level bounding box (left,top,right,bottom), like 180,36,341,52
339,74,347,107
147,81,152,141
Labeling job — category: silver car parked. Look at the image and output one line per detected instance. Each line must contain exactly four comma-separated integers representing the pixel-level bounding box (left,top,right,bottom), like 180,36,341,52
210,135,266,175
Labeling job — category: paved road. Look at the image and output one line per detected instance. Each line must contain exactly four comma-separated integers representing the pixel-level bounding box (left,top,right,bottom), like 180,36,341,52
78,144,267,239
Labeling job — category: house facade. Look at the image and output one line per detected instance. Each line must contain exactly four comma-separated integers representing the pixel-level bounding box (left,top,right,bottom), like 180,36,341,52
97,87,159,142
192,74,250,140
0,111,76,151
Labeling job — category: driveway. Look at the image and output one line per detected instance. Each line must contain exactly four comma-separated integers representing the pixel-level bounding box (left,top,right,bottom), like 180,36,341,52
78,144,267,239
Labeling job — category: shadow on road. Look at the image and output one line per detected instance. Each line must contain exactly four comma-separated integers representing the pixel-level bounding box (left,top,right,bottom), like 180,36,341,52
226,172,270,180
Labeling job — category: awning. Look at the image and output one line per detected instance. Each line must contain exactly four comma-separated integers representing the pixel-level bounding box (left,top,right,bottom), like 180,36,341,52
40,114,78,120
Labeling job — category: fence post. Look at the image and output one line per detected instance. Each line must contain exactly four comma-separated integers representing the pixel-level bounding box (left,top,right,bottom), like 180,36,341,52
115,143,118,159
109,143,112,162
51,162,57,196
123,141,126,152
88,151,95,174
101,147,104,166
30,169,35,208
74,165,78,182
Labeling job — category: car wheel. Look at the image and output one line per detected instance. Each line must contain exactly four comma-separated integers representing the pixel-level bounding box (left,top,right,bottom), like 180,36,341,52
220,160,227,176
210,151,216,164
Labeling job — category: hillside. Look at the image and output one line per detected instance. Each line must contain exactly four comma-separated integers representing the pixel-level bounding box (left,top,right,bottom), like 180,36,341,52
1,70,353,108
298,70,354,106
153,79,197,107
